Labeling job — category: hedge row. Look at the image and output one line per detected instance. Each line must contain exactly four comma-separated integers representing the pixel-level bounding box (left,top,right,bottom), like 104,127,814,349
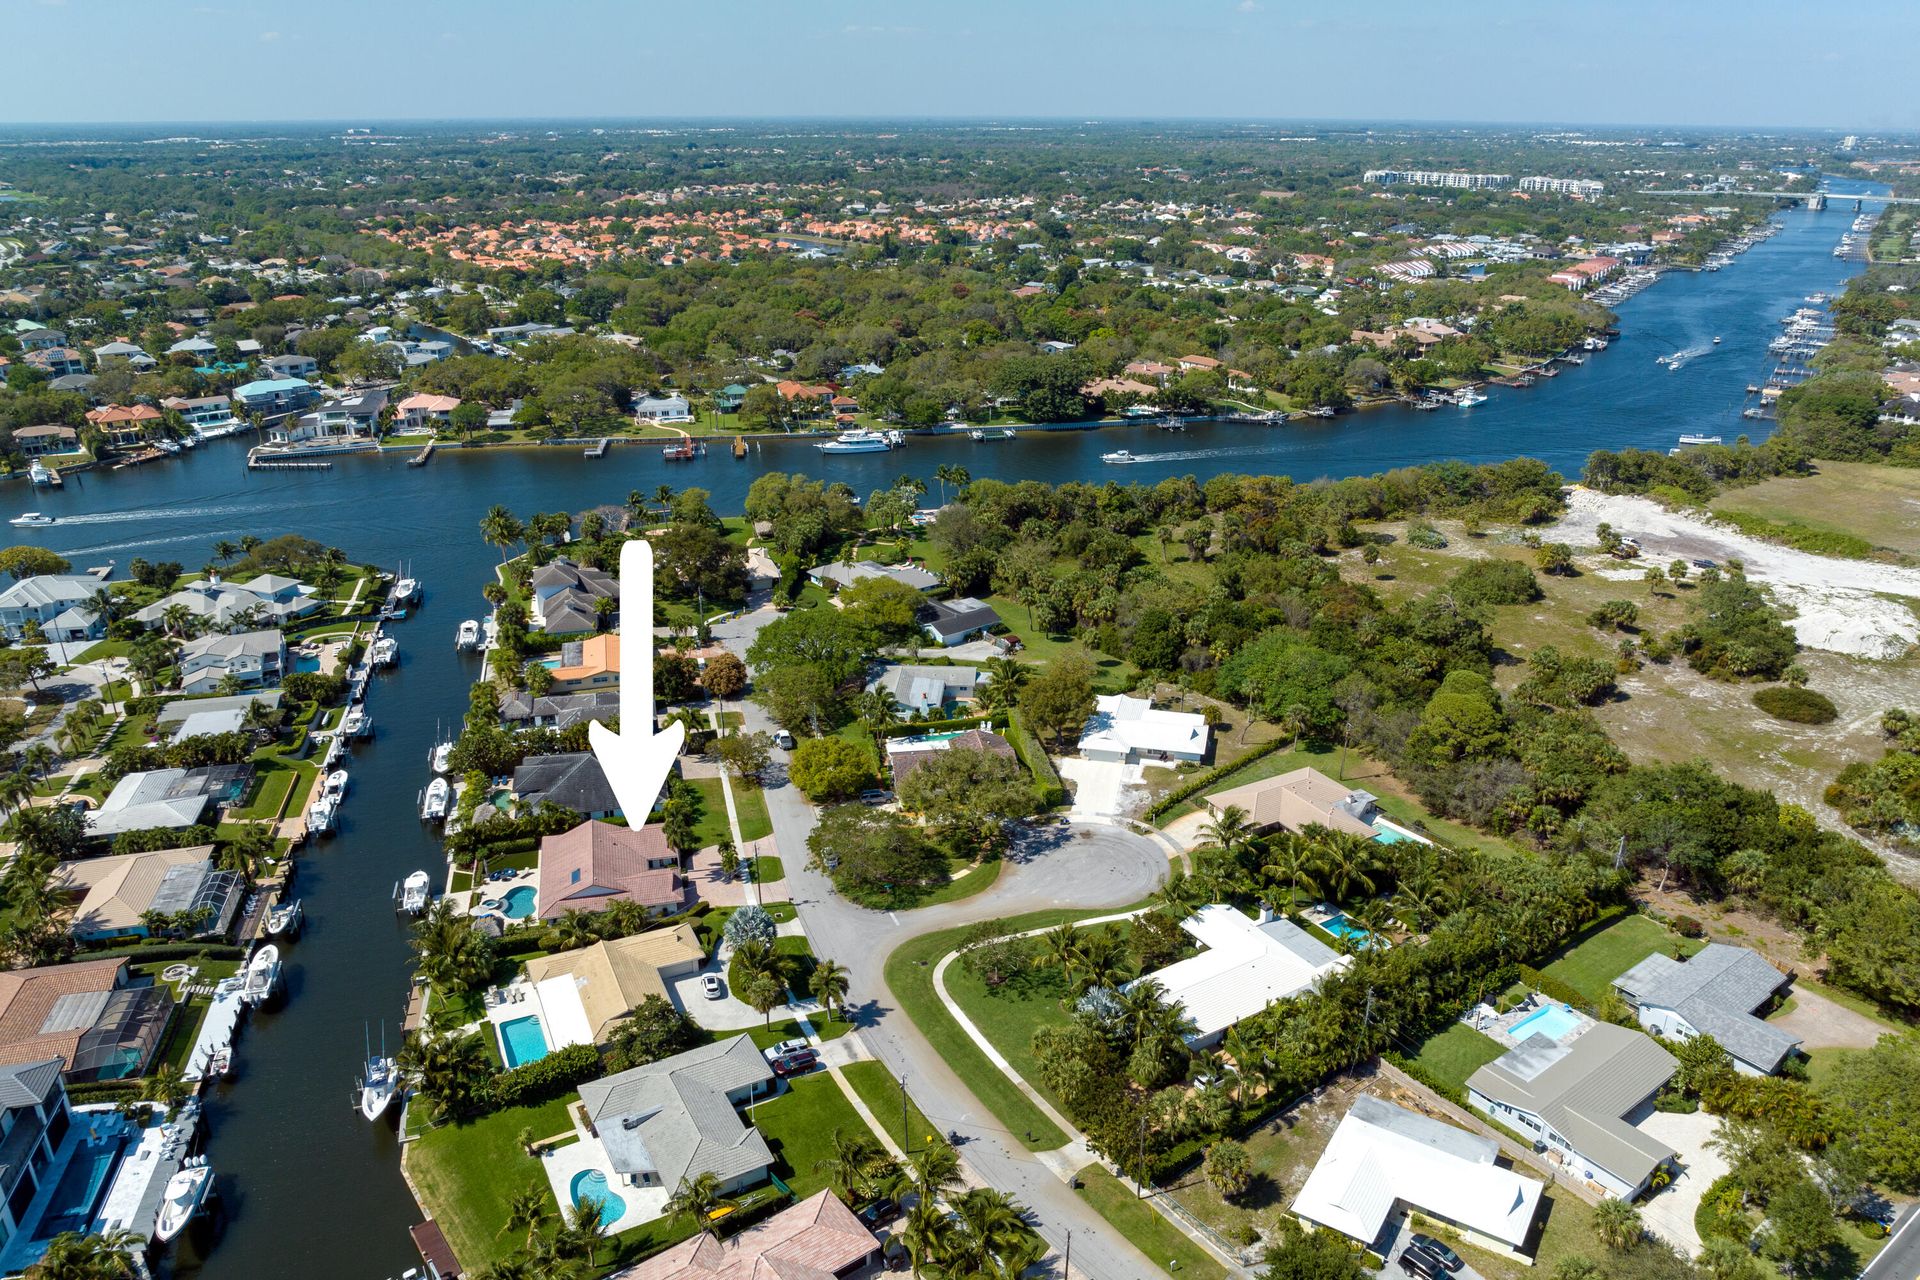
68,1079,145,1103
1515,964,1592,1013
1145,735,1290,823
880,712,1007,738
1383,1050,1467,1107
486,1042,604,1110
1004,711,1068,808
82,941,246,963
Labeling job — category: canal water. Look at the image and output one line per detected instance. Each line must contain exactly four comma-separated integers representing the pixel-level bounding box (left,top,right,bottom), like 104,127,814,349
0,176,1880,1278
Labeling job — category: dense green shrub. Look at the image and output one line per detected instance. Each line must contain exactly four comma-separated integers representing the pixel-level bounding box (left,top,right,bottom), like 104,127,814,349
1515,964,1591,1013
1753,686,1837,724
486,1041,603,1110
1447,559,1541,607
1005,710,1068,808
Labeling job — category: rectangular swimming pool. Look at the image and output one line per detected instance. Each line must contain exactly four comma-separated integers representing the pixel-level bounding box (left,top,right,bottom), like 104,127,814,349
1320,914,1379,949
1509,1002,1583,1044
498,1015,551,1070
34,1136,126,1240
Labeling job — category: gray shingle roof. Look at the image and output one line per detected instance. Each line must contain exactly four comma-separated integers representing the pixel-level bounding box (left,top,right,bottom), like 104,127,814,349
512,751,620,815
1614,945,1799,1072
579,1035,774,1188
0,1058,62,1109
1467,1021,1677,1187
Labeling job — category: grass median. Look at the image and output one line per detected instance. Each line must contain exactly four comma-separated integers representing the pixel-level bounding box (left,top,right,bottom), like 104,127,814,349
1073,1165,1226,1280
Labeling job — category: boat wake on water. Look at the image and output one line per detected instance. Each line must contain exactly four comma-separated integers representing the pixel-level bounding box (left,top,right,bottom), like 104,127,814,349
45,501,275,526
1107,443,1314,466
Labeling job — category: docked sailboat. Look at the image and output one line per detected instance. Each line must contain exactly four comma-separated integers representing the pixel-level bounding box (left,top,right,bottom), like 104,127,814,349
420,775,450,822
241,944,281,1005
266,898,302,938
455,619,480,650
358,1027,399,1122
153,1159,214,1243
397,870,431,915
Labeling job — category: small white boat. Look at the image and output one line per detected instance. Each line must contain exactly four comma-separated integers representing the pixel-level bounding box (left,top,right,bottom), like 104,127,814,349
815,428,895,454
242,944,281,1005
1712,335,1722,344
393,577,420,603
325,769,349,798
455,619,480,650
359,1054,399,1121
969,428,1015,441
398,869,431,915
27,461,56,487
1677,433,1723,446
153,1160,214,1243
306,794,337,835
1454,388,1489,407
209,1046,233,1078
8,512,54,527
421,776,450,822
341,706,369,739
430,742,453,775
266,898,302,938
1100,449,1139,464
369,635,397,668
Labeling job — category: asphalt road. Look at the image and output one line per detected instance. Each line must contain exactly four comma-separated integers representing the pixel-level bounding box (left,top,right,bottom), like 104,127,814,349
711,606,1176,1280
1861,1203,1920,1280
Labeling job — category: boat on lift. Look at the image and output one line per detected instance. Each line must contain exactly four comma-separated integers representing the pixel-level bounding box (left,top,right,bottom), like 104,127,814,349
153,1160,214,1243
27,461,57,487
1454,388,1489,407
241,944,281,1005
397,870,431,915
325,769,349,799
341,705,370,739
267,898,303,938
455,619,480,650
358,1025,399,1122
369,635,397,668
306,794,337,836
420,776,450,822
430,741,454,775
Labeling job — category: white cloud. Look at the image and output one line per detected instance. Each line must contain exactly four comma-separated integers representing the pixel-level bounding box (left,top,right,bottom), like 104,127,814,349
1237,0,1261,11
258,30,280,42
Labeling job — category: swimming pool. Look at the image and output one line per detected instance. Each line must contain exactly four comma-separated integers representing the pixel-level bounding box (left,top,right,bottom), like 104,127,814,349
501,885,537,919
34,1136,125,1240
569,1169,627,1228
291,654,322,674
1510,1002,1584,1044
1320,914,1378,949
498,1015,551,1069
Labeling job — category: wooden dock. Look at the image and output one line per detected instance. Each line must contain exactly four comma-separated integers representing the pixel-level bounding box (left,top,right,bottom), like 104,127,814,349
407,440,435,468
583,437,611,458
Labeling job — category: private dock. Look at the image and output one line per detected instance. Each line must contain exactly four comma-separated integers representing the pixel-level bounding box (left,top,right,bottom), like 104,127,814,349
407,440,435,467
662,438,705,460
181,976,247,1084
248,457,333,471
584,437,611,458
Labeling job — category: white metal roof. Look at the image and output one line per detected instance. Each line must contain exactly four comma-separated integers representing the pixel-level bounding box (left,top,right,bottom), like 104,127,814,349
1127,904,1348,1043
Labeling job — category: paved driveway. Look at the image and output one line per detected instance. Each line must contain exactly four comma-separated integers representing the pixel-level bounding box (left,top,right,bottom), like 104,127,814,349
666,956,781,1031
708,603,1175,1280
1770,984,1894,1050
1058,756,1140,819
1637,1108,1726,1257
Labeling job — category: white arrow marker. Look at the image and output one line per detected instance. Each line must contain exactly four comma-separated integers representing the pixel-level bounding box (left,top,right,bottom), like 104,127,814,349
588,539,685,822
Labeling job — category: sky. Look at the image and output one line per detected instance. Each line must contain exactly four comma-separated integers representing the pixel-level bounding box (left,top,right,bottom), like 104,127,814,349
0,0,1913,131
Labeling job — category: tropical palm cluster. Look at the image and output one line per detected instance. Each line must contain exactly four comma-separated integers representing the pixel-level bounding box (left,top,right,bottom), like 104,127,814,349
472,1177,617,1280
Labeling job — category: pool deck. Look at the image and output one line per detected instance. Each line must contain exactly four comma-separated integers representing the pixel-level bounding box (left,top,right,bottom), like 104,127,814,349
1460,995,1598,1051
448,866,538,923
538,1116,669,1234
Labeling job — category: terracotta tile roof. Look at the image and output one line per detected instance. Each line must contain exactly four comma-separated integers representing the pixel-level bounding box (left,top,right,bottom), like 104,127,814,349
0,958,127,1069
610,1190,879,1280
537,820,684,919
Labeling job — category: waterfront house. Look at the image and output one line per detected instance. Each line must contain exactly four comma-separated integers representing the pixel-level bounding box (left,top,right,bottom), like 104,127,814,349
274,388,390,444
84,765,251,840
1124,359,1177,383
260,352,318,379
1612,944,1799,1076
1291,1095,1544,1263
1078,693,1209,764
512,751,622,820
394,392,461,432
0,958,173,1081
161,394,240,435
530,560,619,634
84,403,163,447
521,925,705,1043
131,575,321,631
51,845,243,943
921,596,1000,647
1128,904,1349,1048
485,322,570,345
536,820,684,922
0,575,101,643
1202,767,1429,844
634,393,692,422
577,1035,775,1195
868,663,978,715
176,628,286,694
547,634,620,693
1465,1021,1678,1200
806,559,942,595
775,380,834,407
610,1190,883,1280
499,688,621,732
713,383,748,413
0,1059,77,1246
154,691,282,735
11,425,78,458
888,727,1016,786
231,376,320,417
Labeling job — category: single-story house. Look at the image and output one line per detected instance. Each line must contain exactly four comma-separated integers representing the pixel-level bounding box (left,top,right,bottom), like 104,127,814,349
131,576,320,631
168,706,249,743
634,393,693,422
512,752,622,820
922,597,1001,647
521,925,705,1044
1291,1095,1544,1262
84,765,251,839
536,820,685,922
530,560,618,634
577,1035,776,1194
807,560,943,594
1078,693,1209,764
868,663,978,715
165,337,217,359
499,688,621,732
1612,944,1799,1076
548,634,620,693
91,340,154,369
0,574,103,642
176,628,286,694
154,691,282,732
13,425,78,458
1202,767,1429,844
51,845,243,943
1466,1021,1678,1200
612,1190,882,1280
1127,904,1349,1047
887,728,1016,786
0,958,173,1082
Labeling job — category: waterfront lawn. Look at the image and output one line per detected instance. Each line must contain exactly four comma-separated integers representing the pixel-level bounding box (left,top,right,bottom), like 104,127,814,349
230,760,300,820
143,959,243,1074
406,1094,577,1269
1407,1024,1508,1094
1075,1165,1226,1280
841,1059,937,1155
750,1073,879,1201
1539,914,1698,1004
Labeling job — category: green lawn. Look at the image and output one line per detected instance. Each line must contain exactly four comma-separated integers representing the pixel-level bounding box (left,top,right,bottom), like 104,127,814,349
73,639,133,663
1539,914,1699,1004
1075,1165,1226,1280
750,1073,881,1200
1467,1185,1599,1280
841,1059,940,1155
687,774,772,847
1408,1024,1507,1093
942,942,1086,1119
913,856,1003,909
406,1095,577,1269
231,761,299,820
750,856,784,884
732,781,773,841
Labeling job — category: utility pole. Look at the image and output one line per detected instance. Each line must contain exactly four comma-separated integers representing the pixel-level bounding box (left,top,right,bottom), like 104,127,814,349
1063,1228,1072,1280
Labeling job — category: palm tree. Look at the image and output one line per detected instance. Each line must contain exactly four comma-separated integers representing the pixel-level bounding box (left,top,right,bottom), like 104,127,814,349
25,1229,144,1279
499,1181,552,1250
1348,898,1395,946
809,958,850,1023
544,908,601,953
213,539,237,565
1037,922,1080,976
853,690,901,734
1153,868,1197,917
1259,835,1320,912
1390,876,1446,932
240,535,262,556
555,1197,611,1268
479,505,525,565
86,589,121,626
813,1127,888,1203
1308,827,1379,904
21,745,54,781
1197,805,1257,864
665,1172,737,1241
933,463,963,505
909,1137,963,1202
963,1230,1046,1280
946,1188,1032,1277
1593,1197,1643,1251
397,1024,493,1120
159,602,194,639
899,1198,956,1280
975,658,1029,712
140,1065,187,1112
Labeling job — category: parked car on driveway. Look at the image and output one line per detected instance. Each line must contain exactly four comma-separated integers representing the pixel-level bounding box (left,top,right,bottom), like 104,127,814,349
771,1048,818,1076
856,1198,900,1229
1408,1236,1462,1273
702,974,724,999
774,729,796,750
764,1039,810,1062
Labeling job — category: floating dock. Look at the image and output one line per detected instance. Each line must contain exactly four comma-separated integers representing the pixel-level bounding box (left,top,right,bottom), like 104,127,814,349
181,977,247,1084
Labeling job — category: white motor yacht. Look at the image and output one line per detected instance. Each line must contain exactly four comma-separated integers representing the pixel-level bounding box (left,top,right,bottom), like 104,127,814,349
1455,388,1489,407
455,619,480,650
398,869,431,915
393,576,421,603
306,794,336,835
242,944,281,1005
153,1160,214,1243
27,461,56,487
815,429,895,454
1677,434,1723,446
8,512,54,527
1100,449,1139,464
341,705,370,739
266,898,303,938
430,741,454,775
420,775,450,822
325,769,349,798
370,635,397,668
359,1054,399,1121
